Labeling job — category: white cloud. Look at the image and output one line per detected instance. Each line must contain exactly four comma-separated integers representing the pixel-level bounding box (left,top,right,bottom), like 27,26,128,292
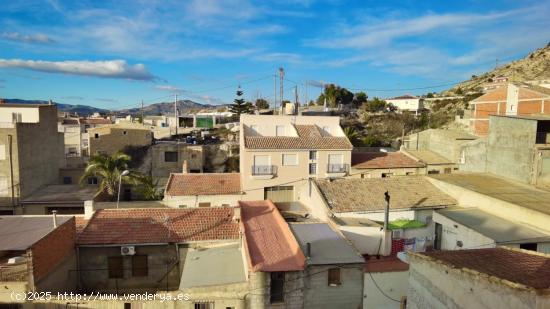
254,52,304,64
0,59,156,81
237,25,288,38
1,32,55,44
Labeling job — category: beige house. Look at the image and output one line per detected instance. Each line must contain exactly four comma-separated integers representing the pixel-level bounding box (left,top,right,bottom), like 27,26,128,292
401,149,455,174
407,247,550,309
163,172,242,208
350,151,426,178
239,114,353,203
87,122,152,156
151,142,204,187
0,104,65,214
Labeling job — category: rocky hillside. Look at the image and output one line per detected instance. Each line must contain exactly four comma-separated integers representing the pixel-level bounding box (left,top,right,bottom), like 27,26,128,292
446,43,550,95
118,99,227,116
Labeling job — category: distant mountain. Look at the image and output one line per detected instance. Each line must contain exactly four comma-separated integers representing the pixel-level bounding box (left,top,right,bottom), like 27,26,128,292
445,43,550,95
1,98,226,116
118,99,227,116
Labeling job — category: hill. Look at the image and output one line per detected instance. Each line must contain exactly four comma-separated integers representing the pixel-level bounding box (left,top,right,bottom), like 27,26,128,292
446,43,550,95
1,98,225,116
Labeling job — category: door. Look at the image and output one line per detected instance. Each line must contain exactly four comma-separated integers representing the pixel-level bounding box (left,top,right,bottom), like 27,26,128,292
264,186,294,203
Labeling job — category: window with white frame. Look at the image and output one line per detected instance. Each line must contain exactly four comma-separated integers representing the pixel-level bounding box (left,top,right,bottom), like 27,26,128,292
282,154,298,166
276,125,285,136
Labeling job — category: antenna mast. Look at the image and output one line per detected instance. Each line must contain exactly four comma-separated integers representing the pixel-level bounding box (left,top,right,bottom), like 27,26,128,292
279,67,284,112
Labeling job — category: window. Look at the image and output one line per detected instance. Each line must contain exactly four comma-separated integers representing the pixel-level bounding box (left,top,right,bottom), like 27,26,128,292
108,256,123,278
276,125,285,136
88,177,98,185
520,243,538,251
282,154,298,166
309,150,317,160
309,163,317,175
63,176,72,184
328,268,341,286
0,177,8,197
122,131,127,135
198,202,211,207
94,133,99,138
270,272,285,303
381,173,393,178
132,255,148,277
124,304,131,309
444,168,452,174
12,113,22,123
434,223,442,250
164,151,178,162
427,170,440,175
0,145,5,160
194,303,213,309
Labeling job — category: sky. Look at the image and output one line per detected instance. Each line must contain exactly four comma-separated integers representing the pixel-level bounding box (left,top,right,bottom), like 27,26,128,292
0,0,549,110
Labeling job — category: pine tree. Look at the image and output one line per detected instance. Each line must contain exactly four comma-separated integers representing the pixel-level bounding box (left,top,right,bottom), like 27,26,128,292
230,87,253,116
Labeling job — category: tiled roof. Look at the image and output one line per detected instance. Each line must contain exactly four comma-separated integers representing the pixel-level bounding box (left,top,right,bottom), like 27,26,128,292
364,255,409,273
315,177,456,213
165,173,241,196
403,150,452,165
418,248,550,290
472,84,550,103
352,152,425,169
77,208,240,245
240,200,306,272
75,216,89,235
245,124,352,150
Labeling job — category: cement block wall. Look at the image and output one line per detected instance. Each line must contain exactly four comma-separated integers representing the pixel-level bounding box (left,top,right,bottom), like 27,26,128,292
486,116,537,184
364,271,408,309
459,137,487,172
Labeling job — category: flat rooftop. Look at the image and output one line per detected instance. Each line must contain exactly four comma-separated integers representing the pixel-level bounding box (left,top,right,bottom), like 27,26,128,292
436,207,550,243
429,173,550,216
22,185,97,203
0,216,73,250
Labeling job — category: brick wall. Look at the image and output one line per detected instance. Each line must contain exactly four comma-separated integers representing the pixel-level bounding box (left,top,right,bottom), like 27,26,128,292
30,217,76,282
518,100,544,114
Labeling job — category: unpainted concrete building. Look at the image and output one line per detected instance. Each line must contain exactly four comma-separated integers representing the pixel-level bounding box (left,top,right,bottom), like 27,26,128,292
0,104,65,214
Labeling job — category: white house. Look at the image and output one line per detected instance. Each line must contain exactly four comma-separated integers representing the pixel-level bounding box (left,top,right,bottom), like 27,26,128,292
385,95,424,114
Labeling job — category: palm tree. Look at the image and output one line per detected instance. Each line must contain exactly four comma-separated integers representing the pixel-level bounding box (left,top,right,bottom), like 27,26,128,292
136,175,162,201
80,152,140,200
343,126,360,145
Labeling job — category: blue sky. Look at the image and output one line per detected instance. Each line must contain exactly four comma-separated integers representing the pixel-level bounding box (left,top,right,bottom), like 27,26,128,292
0,0,549,110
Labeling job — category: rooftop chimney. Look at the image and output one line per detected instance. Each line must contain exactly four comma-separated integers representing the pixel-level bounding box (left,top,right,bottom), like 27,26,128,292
182,160,189,174
52,210,58,228
84,200,95,220
232,207,241,222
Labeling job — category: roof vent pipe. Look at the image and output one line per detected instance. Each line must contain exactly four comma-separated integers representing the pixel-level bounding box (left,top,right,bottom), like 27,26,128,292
52,210,58,228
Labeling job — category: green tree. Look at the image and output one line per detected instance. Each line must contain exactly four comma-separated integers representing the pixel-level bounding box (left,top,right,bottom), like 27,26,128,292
343,126,360,146
353,91,368,107
229,87,253,116
255,98,270,109
80,152,140,200
316,84,354,107
136,175,162,200
363,97,387,112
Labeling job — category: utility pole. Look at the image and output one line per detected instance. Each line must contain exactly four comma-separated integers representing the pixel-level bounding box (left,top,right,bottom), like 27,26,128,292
294,85,299,114
174,94,178,136
279,67,284,111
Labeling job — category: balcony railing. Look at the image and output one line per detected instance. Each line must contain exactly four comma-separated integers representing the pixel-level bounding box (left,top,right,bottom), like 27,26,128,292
252,165,277,176
327,164,349,174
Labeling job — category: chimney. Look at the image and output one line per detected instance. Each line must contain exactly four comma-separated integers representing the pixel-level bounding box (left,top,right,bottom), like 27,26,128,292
182,160,189,174
52,210,58,228
306,242,311,258
232,207,241,222
84,200,95,220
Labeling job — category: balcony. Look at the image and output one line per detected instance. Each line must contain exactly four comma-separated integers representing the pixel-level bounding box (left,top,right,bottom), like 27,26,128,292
327,164,349,176
252,165,277,179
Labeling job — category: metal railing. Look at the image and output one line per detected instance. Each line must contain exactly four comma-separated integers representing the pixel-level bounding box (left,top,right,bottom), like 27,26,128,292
252,165,277,176
327,164,349,173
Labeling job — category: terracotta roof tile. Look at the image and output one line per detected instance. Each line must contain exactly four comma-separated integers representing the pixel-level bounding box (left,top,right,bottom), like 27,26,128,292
419,248,550,290
165,173,241,196
77,208,240,245
352,152,425,169
245,124,352,150
240,200,306,272
80,118,112,125
75,216,89,235
472,84,550,103
315,177,456,213
364,255,409,273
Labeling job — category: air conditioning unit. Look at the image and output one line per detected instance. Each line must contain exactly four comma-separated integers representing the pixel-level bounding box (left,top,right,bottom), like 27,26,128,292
121,246,135,256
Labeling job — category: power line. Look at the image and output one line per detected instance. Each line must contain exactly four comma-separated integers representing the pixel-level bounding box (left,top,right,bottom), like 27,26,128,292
367,271,402,303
